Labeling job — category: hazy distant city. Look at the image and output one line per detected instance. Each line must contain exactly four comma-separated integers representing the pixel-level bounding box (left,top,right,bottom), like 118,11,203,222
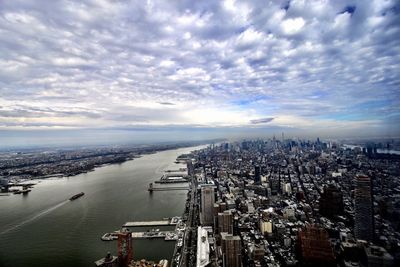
0,0,399,267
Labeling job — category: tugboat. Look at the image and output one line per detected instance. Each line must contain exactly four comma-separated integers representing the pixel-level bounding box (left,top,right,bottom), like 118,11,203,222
69,192,85,201
21,189,31,195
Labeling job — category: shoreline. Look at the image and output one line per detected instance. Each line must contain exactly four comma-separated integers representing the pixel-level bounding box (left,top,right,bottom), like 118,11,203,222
2,143,207,195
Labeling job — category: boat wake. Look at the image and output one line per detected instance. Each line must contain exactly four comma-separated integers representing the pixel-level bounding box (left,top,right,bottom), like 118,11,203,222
0,200,69,235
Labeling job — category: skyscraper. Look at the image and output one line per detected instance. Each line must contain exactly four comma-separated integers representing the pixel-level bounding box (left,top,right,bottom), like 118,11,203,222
187,160,194,177
354,174,374,242
221,233,242,267
218,210,233,234
201,185,215,226
254,166,261,184
319,184,344,218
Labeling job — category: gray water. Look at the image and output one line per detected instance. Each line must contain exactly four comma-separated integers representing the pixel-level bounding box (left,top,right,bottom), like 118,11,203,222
0,145,205,267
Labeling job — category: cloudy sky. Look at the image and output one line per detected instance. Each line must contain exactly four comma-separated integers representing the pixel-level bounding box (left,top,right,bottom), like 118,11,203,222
0,0,399,143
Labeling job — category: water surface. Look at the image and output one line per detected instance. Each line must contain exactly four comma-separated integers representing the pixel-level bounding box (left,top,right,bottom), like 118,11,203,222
0,145,204,267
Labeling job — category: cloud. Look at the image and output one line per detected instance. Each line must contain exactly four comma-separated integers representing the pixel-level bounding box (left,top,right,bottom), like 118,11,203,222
250,118,275,124
0,0,398,138
281,17,305,35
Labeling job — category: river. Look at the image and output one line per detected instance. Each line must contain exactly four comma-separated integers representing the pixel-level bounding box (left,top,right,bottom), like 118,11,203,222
0,145,205,267
342,144,400,155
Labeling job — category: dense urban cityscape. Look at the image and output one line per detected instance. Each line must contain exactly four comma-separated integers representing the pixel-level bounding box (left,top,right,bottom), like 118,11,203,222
1,0,400,266
5,137,394,267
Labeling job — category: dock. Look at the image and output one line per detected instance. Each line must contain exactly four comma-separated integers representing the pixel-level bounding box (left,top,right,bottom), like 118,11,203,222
150,187,190,191
102,217,185,242
148,182,189,192
102,231,179,241
154,179,188,184
131,231,178,240
123,216,181,227
155,173,189,184
124,220,170,227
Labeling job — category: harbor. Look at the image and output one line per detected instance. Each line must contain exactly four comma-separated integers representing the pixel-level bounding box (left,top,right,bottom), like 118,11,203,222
94,154,195,266
0,145,206,267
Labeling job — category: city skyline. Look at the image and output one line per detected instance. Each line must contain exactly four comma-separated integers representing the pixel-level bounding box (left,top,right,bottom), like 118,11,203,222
0,0,399,145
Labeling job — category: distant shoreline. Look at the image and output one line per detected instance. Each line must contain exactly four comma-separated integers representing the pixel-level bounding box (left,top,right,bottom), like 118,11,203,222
0,141,213,186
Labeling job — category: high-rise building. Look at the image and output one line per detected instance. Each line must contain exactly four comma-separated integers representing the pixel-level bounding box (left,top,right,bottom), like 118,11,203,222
187,160,194,177
200,185,215,226
319,184,344,218
218,210,233,234
259,220,273,235
221,233,242,267
363,245,394,267
354,174,374,242
254,166,261,184
297,225,335,266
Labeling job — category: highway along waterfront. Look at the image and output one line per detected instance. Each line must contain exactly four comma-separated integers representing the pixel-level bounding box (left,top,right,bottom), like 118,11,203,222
0,145,205,267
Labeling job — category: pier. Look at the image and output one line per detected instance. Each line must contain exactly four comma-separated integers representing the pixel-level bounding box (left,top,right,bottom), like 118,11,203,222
131,230,178,240
154,179,188,184
2,183,35,194
102,230,179,241
102,217,185,243
150,187,190,191
155,173,189,184
148,183,189,192
123,216,181,227
123,220,170,227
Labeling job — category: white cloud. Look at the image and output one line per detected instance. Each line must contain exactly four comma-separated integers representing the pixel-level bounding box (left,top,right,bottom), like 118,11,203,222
52,57,94,66
281,17,306,35
0,0,398,137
